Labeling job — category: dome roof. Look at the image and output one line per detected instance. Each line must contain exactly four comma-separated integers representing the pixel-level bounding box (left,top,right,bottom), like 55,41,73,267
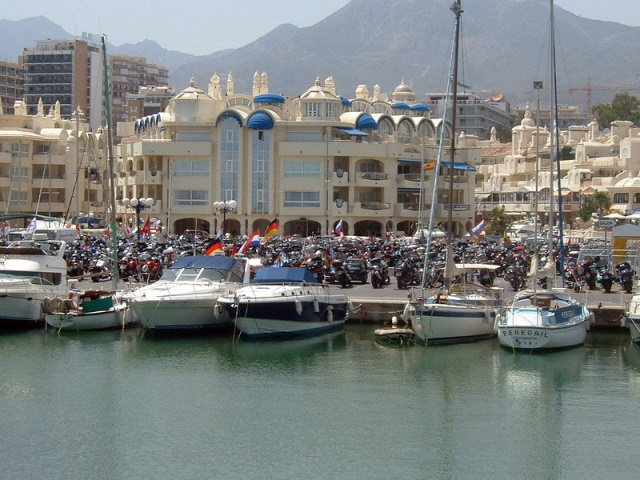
174,78,214,102
300,77,340,101
171,78,216,120
394,79,413,94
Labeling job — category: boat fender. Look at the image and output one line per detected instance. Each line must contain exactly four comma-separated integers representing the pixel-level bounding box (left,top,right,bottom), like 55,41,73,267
313,299,320,313
42,296,53,314
214,303,222,318
49,297,66,314
401,303,413,322
327,306,333,322
347,300,354,312
295,299,303,315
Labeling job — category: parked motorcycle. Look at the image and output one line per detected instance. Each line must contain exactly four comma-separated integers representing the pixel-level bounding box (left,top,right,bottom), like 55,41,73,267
597,266,614,293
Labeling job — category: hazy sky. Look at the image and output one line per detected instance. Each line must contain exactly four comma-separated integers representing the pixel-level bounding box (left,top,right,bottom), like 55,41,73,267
2,0,638,56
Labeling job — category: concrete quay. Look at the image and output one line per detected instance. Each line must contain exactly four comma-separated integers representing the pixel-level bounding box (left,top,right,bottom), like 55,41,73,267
347,297,629,331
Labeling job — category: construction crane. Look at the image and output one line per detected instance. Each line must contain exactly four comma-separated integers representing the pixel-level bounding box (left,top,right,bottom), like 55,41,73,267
569,78,640,111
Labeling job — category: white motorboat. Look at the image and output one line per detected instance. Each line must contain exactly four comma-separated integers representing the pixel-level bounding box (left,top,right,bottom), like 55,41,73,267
497,290,592,351
623,293,640,344
0,240,68,329
219,267,351,339
126,255,249,334
44,290,131,331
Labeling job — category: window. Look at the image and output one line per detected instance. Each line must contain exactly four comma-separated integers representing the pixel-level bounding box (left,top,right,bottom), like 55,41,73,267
284,191,320,207
327,102,336,118
614,193,629,204
35,144,50,154
174,190,208,206
10,143,29,157
174,160,209,177
9,191,28,204
284,161,321,177
304,102,321,117
252,129,270,214
10,167,28,178
220,116,240,202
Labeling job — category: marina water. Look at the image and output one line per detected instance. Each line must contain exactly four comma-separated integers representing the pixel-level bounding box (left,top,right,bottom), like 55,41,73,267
1,326,638,479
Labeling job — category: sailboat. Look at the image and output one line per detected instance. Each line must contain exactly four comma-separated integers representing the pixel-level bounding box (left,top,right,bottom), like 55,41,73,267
402,0,503,345
496,0,593,351
44,36,131,332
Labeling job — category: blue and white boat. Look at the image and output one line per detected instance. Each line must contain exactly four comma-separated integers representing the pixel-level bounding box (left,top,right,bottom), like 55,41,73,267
126,255,249,334
219,267,351,339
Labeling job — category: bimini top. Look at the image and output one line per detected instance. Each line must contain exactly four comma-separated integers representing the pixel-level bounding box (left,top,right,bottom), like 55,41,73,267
251,267,320,284
170,255,242,271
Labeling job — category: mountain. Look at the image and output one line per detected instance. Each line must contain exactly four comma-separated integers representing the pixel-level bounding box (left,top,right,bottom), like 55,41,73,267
167,0,640,107
2,2,640,109
0,16,73,61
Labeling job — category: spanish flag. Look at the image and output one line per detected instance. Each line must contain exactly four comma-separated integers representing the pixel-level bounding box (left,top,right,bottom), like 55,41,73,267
264,219,279,242
205,237,223,255
423,159,436,171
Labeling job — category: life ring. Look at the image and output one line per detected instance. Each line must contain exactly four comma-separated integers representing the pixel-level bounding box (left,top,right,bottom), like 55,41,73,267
48,297,66,314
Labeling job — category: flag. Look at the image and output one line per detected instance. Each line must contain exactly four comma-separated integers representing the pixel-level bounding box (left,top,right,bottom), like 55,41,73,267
423,159,436,171
26,217,37,233
2,221,10,235
238,230,261,254
472,219,486,236
333,219,345,236
264,218,279,241
205,237,223,255
139,216,152,239
216,224,224,239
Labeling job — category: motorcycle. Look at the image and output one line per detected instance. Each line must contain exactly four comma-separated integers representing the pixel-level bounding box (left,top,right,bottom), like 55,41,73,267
368,259,389,289
395,258,421,290
616,262,634,294
330,261,352,288
88,255,112,282
597,267,614,293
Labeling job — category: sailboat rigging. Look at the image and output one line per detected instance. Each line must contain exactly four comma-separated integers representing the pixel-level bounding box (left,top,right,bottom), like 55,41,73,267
496,0,593,351
403,0,503,346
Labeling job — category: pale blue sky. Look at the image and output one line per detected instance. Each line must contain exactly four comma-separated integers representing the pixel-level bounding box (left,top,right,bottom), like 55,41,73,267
2,0,638,56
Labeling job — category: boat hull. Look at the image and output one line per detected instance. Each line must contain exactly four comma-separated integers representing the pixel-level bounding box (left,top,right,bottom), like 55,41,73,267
128,296,232,333
497,298,591,351
223,292,349,339
623,314,640,344
0,286,67,328
45,304,130,331
409,303,497,344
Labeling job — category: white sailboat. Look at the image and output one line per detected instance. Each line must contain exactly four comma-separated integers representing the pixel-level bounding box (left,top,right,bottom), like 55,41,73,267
403,0,503,345
44,36,131,332
497,0,593,351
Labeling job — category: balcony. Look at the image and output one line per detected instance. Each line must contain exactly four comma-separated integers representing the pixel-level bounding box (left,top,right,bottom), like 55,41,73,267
357,171,390,186
331,170,349,185
348,201,391,216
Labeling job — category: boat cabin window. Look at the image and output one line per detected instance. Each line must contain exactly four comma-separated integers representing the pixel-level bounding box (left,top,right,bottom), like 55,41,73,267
160,267,241,283
0,271,62,285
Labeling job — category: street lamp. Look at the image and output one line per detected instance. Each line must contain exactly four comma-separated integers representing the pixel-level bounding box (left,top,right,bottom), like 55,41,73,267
122,197,155,239
213,199,237,237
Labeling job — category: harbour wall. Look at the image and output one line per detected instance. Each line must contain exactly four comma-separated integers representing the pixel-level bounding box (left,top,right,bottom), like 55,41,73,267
347,299,627,331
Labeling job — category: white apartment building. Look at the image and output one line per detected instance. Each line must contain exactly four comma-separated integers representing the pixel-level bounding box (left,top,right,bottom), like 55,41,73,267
116,74,482,238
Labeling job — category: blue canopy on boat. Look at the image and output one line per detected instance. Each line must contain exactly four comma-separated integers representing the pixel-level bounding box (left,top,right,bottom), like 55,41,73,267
169,255,241,271
251,267,320,284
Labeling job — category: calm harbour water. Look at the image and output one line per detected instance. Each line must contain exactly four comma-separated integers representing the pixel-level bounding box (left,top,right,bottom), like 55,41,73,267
1,326,639,480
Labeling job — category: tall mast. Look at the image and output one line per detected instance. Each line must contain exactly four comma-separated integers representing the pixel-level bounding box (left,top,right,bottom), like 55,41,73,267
102,35,119,290
445,0,462,290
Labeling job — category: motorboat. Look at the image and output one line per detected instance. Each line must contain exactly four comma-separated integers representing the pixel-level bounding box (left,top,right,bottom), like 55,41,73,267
623,293,640,344
126,255,249,334
44,290,131,331
218,266,351,339
0,240,68,329
497,289,593,351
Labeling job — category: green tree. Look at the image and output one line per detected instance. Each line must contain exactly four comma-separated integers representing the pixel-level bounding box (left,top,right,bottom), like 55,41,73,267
579,191,612,222
485,207,512,238
592,93,640,129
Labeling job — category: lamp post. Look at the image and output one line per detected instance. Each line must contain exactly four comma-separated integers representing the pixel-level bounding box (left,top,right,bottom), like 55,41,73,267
122,197,155,240
213,199,237,237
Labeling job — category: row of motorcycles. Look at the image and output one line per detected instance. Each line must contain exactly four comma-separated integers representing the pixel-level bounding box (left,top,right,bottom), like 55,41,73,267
566,261,634,293
307,257,391,289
